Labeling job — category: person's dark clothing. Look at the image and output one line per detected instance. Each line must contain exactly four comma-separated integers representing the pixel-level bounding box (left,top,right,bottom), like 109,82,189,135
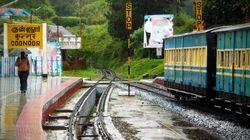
18,71,29,91
15,54,30,93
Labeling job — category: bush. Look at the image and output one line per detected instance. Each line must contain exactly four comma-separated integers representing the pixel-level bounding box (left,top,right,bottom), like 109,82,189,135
174,12,195,34
52,16,80,27
37,5,56,20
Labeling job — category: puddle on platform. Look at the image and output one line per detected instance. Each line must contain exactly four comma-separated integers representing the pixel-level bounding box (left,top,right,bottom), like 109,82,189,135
0,76,65,140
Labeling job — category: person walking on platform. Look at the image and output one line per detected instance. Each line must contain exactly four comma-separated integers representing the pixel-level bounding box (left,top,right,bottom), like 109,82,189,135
15,51,30,93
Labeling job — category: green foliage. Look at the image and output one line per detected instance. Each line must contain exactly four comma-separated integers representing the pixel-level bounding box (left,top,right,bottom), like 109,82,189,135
50,0,78,16
10,15,43,23
105,0,178,39
116,58,163,79
51,16,80,27
13,0,50,10
36,5,56,20
130,27,156,59
62,67,101,78
67,24,116,67
203,0,249,28
81,0,108,25
174,12,195,34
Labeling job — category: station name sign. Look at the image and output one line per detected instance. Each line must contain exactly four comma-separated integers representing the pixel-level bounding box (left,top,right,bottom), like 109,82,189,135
125,1,132,30
7,23,43,49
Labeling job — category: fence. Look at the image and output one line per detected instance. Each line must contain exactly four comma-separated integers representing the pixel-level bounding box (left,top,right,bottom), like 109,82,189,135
0,56,62,77
0,57,17,77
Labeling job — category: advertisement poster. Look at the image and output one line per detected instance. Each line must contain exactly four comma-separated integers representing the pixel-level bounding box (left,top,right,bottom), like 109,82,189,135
47,42,62,75
144,15,174,48
29,42,62,76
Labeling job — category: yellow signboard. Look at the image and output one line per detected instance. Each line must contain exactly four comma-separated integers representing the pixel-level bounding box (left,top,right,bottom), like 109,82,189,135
126,2,132,30
7,23,43,49
194,0,204,30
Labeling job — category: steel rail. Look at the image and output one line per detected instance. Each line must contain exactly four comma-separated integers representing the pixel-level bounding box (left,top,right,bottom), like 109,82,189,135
68,70,107,140
96,81,113,140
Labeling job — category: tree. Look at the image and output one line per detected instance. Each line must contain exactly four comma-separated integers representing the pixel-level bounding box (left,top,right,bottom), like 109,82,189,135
37,5,56,20
203,0,250,28
105,0,177,39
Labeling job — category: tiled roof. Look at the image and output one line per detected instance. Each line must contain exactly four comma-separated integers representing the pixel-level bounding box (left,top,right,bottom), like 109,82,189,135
0,8,31,16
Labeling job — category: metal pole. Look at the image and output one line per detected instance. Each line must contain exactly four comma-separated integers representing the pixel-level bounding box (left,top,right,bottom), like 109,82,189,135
126,1,132,96
128,37,131,96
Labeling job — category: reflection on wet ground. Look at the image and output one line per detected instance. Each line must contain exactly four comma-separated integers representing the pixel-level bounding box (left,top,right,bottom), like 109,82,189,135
0,76,64,140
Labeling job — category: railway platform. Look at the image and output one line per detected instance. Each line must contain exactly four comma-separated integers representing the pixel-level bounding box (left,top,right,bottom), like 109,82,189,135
0,76,83,140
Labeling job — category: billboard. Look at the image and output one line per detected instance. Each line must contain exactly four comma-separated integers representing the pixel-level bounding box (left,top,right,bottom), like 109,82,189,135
7,23,43,49
59,37,81,49
143,15,174,48
47,42,62,75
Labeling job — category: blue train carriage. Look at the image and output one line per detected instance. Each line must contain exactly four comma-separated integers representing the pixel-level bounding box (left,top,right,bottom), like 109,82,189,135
164,29,217,98
212,23,250,114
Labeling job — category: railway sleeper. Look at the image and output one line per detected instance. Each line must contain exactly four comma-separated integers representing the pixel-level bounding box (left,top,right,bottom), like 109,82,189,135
78,122,94,127
43,124,68,130
55,109,73,113
49,114,70,120
78,134,99,138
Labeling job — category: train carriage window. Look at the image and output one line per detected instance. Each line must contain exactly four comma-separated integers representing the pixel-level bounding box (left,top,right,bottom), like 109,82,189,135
190,49,193,66
178,49,180,64
174,50,177,63
169,50,171,64
193,48,196,66
183,49,187,64
195,48,197,66
169,50,173,64
242,51,246,68
217,51,220,67
248,50,250,68
235,51,239,68
229,51,233,67
165,50,167,64
198,48,201,66
200,48,203,66
221,51,224,67
204,48,207,66
225,51,228,68
247,50,250,67
238,51,242,68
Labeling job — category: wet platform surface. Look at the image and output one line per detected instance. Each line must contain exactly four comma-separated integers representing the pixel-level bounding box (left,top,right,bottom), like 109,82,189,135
0,76,64,140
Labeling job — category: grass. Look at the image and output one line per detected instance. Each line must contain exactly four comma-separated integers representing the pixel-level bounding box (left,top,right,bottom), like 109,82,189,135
116,58,164,80
62,67,101,79
62,58,164,80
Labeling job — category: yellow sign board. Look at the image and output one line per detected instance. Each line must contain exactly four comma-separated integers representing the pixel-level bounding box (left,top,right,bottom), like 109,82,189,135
195,0,204,30
7,23,43,49
126,2,132,30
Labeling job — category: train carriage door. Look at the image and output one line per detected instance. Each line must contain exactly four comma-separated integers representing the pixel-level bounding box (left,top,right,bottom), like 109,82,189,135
226,32,235,94
247,29,250,97
234,30,245,96
240,30,247,97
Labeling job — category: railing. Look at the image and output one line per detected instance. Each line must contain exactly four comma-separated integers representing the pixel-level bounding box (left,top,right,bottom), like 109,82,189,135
0,56,62,77
0,57,17,77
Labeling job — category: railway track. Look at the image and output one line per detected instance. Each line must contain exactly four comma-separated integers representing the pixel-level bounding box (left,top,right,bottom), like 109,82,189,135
44,69,119,140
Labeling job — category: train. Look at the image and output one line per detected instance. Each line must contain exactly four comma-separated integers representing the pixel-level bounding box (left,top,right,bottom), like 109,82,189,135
163,23,250,116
